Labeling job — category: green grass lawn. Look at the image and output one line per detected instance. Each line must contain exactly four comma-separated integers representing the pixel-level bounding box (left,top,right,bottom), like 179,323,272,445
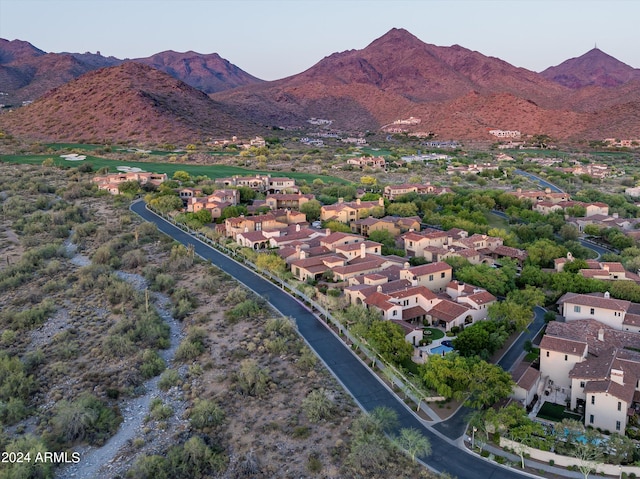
44,143,103,151
0,154,349,184
537,401,582,422
424,327,445,341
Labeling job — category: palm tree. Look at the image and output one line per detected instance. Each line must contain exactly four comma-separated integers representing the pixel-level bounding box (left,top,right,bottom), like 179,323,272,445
394,428,431,462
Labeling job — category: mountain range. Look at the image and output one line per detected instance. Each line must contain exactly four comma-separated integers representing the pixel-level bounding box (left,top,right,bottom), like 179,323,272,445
1,28,639,144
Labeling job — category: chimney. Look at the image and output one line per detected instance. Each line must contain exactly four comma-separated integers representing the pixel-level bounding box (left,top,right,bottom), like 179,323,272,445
361,242,366,258
378,197,384,207
404,262,410,270
356,198,361,205
604,291,610,299
338,197,344,204
296,224,301,232
377,285,383,293
613,213,619,218
598,328,604,342
299,249,306,260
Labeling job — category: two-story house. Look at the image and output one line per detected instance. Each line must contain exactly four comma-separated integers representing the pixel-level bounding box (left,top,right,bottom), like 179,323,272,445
540,319,640,434
558,291,640,332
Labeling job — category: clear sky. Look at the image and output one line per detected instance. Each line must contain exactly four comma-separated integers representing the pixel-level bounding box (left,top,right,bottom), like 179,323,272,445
1,0,638,81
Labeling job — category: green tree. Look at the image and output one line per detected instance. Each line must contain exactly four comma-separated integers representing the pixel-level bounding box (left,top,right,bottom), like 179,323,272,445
365,320,414,364
526,239,567,268
148,194,183,214
583,224,602,237
220,205,248,221
300,199,322,222
563,258,589,274
394,428,431,462
236,186,256,202
117,180,141,196
506,286,545,309
255,253,287,276
324,220,351,233
509,421,545,469
465,359,514,409
420,354,513,409
456,262,516,296
559,224,580,241
360,176,377,187
488,300,534,332
605,433,635,465
193,209,212,225
172,170,190,182
386,202,418,217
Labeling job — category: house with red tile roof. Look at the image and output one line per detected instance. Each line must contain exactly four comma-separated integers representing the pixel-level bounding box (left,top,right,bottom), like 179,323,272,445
224,209,307,240
383,183,452,200
217,174,298,193
334,241,383,260
509,188,571,204
320,232,366,251
350,217,397,237
290,253,346,282
558,291,640,332
320,198,385,224
533,200,609,217
402,230,452,257
93,172,168,194
265,193,315,210
427,300,472,329
364,285,439,322
511,363,542,407
539,319,640,433
349,267,493,332
346,156,386,169
398,261,452,293
332,255,404,282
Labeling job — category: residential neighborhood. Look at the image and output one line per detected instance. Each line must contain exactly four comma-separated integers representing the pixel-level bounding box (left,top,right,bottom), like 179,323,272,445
26,141,640,478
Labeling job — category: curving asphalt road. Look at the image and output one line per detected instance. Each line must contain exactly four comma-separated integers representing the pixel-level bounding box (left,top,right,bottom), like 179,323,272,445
514,169,564,193
130,201,532,479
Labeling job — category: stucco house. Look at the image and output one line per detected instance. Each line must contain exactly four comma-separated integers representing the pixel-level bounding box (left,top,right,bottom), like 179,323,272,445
558,291,640,332
265,193,314,210
93,172,168,194
511,363,542,407
383,183,452,200
398,261,452,293
320,198,385,224
539,319,640,434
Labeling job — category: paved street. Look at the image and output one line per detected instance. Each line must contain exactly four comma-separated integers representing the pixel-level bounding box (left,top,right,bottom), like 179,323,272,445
130,201,533,479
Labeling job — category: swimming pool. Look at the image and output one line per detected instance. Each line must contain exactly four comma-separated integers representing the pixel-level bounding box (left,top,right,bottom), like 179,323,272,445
429,344,453,355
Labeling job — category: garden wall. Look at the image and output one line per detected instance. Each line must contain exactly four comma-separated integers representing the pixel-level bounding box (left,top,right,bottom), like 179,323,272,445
500,437,640,476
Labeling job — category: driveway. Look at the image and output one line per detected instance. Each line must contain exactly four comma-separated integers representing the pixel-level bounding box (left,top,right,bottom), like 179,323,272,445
130,201,532,479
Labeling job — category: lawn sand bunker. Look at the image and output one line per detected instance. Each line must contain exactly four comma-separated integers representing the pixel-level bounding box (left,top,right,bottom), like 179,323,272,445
116,166,145,173
60,153,87,161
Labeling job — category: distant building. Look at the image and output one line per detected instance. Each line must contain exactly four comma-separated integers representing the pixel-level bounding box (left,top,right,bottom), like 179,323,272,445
489,129,521,139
